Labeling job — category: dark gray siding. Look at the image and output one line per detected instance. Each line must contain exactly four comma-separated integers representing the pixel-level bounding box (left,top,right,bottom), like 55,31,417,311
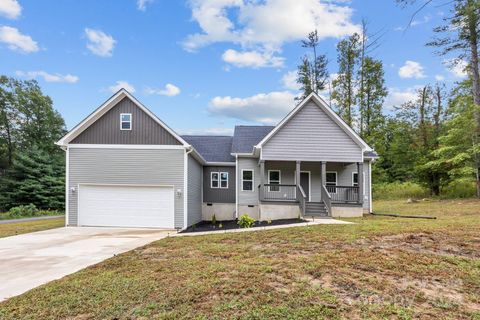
203,166,236,203
187,155,202,226
71,97,182,145
68,148,185,228
262,101,362,162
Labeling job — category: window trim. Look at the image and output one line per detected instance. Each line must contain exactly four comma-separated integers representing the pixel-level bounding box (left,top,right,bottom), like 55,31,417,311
120,113,132,131
241,169,254,192
220,172,229,189
352,172,365,190
326,171,337,194
210,172,219,189
267,170,281,192
352,172,359,187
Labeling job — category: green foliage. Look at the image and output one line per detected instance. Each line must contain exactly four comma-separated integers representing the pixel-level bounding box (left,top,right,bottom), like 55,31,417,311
237,214,255,228
373,182,429,200
441,179,477,199
7,204,39,218
211,214,217,225
0,147,64,211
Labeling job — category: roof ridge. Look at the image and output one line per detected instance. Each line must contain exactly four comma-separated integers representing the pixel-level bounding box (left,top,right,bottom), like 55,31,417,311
181,135,232,138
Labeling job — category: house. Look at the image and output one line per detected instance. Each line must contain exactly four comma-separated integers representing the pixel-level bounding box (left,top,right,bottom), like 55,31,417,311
56,89,377,230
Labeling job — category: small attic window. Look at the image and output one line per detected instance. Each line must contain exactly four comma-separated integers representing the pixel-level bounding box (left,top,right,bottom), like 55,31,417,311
120,113,132,130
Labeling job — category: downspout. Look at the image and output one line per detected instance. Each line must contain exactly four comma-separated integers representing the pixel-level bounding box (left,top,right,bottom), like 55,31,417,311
182,146,194,231
235,154,239,219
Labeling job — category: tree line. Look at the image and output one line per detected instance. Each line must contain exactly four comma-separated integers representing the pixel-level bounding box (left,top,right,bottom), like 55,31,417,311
0,76,66,211
297,0,480,198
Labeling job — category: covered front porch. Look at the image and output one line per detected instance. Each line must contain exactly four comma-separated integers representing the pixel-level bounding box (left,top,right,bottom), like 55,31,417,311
258,160,364,217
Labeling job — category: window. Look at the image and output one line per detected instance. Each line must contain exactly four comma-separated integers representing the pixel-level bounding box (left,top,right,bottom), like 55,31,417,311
120,113,132,130
242,170,254,191
268,170,281,192
211,172,219,188
211,172,228,189
220,172,229,188
326,171,337,193
352,172,359,187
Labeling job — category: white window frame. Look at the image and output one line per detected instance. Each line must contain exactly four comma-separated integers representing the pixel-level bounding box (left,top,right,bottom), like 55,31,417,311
326,171,337,194
211,172,219,189
352,172,365,189
241,169,254,192
352,172,359,187
220,172,229,189
120,113,132,131
268,170,281,192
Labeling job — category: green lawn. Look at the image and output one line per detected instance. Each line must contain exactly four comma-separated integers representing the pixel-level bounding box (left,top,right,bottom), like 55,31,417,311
0,217,64,238
0,200,479,319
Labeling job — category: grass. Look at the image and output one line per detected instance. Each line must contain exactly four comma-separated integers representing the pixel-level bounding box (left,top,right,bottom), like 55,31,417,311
0,217,64,238
0,199,479,319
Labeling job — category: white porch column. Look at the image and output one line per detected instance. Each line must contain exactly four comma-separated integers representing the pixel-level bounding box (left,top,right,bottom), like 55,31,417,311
321,161,326,200
260,160,265,201
357,162,364,205
295,161,301,188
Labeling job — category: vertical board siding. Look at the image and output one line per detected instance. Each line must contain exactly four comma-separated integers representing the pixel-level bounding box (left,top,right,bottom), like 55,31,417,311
237,158,260,205
68,148,184,228
71,97,182,145
262,102,362,162
203,166,236,203
187,155,202,226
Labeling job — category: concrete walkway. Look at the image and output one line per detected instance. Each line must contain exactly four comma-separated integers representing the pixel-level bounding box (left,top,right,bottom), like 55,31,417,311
175,218,353,237
0,215,64,224
0,227,173,301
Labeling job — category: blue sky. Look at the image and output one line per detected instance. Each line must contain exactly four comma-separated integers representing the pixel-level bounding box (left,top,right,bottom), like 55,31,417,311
0,0,466,134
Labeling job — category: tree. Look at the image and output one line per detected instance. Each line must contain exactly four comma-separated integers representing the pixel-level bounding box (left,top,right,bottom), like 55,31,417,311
0,76,20,168
332,33,361,126
297,30,329,100
0,147,64,210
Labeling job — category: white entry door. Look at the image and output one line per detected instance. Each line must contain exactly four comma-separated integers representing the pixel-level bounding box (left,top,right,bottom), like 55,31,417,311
78,185,174,228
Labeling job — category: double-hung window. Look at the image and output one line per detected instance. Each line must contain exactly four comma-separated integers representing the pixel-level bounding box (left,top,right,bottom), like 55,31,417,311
268,170,281,192
352,172,359,187
326,171,337,193
211,172,228,189
242,170,254,191
120,113,132,130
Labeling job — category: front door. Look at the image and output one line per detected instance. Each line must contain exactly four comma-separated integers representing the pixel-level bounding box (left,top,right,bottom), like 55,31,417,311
300,172,310,201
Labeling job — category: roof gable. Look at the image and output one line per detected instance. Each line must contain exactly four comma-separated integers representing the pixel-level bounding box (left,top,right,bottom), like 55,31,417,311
57,89,187,146
256,93,372,151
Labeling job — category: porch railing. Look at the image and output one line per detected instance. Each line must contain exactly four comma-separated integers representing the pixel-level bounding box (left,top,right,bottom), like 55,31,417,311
260,184,297,201
326,185,360,203
297,185,307,216
321,184,332,216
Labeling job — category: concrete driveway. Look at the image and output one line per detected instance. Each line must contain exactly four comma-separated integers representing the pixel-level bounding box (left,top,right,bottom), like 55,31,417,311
0,227,173,301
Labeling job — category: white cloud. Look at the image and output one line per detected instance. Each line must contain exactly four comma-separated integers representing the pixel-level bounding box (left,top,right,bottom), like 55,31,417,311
177,127,234,135
411,15,431,26
184,0,360,67
444,59,468,78
435,74,445,81
0,26,38,53
281,70,300,90
222,49,284,68
0,0,21,19
384,87,419,110
84,28,116,57
208,91,296,124
137,0,153,11
16,70,79,83
398,60,426,79
108,81,135,93
145,83,181,97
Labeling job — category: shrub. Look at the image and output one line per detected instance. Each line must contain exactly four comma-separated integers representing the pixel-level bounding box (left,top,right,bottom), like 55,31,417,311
441,179,477,199
237,214,255,228
373,182,429,200
211,214,217,225
7,204,39,218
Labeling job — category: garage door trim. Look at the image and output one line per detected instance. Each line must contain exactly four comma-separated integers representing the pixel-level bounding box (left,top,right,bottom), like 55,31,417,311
77,183,176,229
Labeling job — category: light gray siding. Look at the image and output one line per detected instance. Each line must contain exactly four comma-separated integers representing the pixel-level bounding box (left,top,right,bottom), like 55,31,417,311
330,162,371,211
203,166,236,203
262,101,362,162
71,97,182,145
237,157,260,205
187,155,202,226
68,148,185,228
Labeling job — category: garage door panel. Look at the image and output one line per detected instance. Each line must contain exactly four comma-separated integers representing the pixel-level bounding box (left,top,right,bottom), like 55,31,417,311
78,185,174,228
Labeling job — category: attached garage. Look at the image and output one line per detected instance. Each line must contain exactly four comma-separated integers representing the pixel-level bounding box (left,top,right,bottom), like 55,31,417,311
78,184,175,228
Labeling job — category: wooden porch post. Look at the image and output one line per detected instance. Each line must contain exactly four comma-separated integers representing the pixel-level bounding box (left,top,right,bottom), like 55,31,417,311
296,161,301,188
260,160,265,201
357,162,364,205
321,161,326,200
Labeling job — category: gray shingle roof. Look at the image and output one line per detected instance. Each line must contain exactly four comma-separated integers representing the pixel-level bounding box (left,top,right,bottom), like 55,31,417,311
231,125,275,154
182,135,235,163
364,150,379,158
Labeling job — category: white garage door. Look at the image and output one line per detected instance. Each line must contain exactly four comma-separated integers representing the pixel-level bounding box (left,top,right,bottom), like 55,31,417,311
78,185,174,228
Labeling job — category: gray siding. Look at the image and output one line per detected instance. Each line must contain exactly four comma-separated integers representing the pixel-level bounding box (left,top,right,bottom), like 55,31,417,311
71,97,182,145
187,155,202,226
328,162,371,211
262,101,362,162
68,148,185,228
203,166,236,203
237,157,260,205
